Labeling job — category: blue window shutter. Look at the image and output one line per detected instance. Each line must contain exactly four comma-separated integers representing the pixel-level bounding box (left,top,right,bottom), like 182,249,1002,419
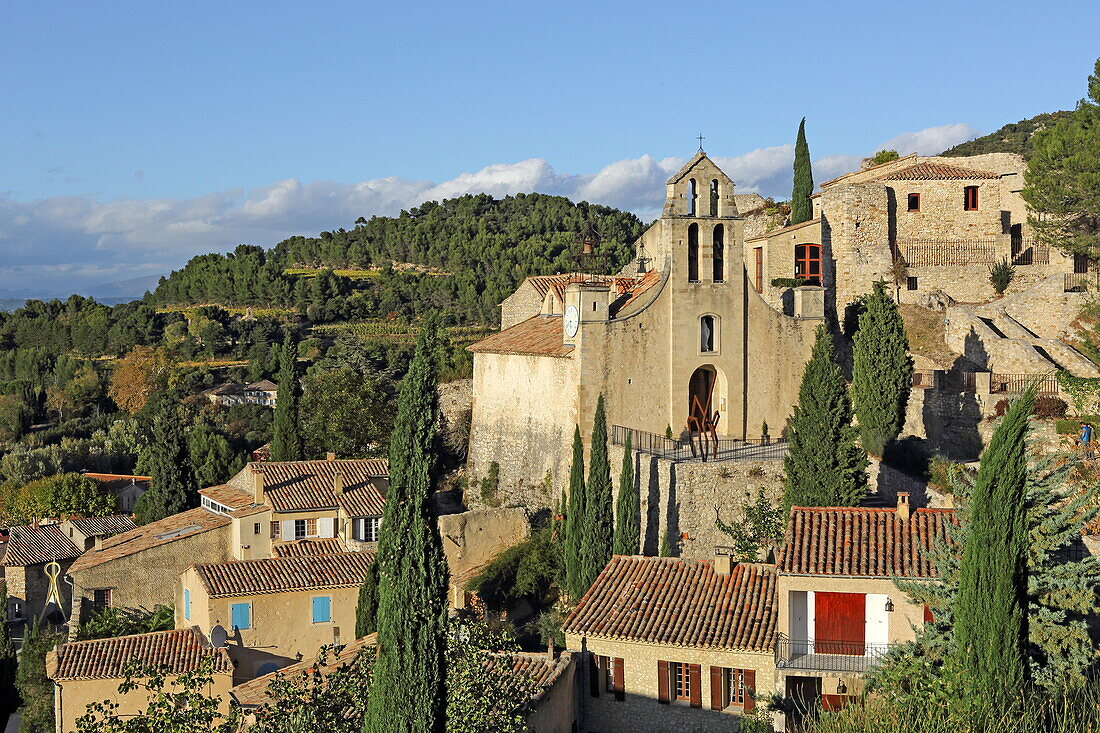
312,596,331,623
231,603,251,630
183,589,191,621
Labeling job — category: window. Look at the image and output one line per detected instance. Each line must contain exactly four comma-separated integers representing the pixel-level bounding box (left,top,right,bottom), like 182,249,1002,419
353,517,381,543
964,186,979,211
754,248,763,293
700,315,715,353
711,666,756,711
592,655,624,700
312,596,332,624
672,662,692,701
712,224,725,282
294,518,318,540
687,224,700,282
270,521,280,539
658,661,700,707
794,243,822,285
907,193,920,211
687,178,697,216
726,668,747,706
907,276,918,291
709,179,719,216
231,602,251,630
92,589,111,612
183,589,191,621
1074,252,1089,274
253,522,261,535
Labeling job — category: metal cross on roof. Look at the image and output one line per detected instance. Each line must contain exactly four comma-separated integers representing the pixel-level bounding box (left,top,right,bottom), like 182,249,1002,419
696,133,705,151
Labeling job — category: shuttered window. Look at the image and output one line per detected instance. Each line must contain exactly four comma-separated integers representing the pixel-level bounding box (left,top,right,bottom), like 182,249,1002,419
664,661,701,707
710,666,756,711
231,602,251,630
183,589,191,621
592,655,625,701
352,517,381,542
312,596,332,624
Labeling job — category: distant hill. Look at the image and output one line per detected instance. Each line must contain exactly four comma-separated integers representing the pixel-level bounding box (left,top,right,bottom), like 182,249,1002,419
940,111,1072,158
65,273,163,300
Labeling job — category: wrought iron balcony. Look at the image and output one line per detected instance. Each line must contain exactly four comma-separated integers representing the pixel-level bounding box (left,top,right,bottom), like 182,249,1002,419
775,634,894,674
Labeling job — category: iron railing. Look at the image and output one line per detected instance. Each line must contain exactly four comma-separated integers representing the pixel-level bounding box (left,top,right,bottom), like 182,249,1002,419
990,373,1060,395
775,635,894,673
610,425,788,462
894,238,1000,266
1065,273,1099,292
1011,242,1050,265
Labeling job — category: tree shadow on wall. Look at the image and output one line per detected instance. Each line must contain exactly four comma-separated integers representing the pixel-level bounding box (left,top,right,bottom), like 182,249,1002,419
665,467,680,557
641,456,681,557
643,455,661,556
928,331,988,462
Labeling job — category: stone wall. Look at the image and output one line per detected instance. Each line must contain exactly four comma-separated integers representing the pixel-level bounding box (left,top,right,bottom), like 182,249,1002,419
438,508,529,578
500,280,543,329
6,560,74,622
984,273,1089,340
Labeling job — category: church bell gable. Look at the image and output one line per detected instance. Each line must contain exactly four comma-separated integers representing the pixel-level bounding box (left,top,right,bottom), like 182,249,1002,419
663,152,737,219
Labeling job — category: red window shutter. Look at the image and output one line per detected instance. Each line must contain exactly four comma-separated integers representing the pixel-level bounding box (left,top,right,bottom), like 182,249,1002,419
924,605,934,624
744,669,756,712
657,660,670,704
709,666,724,711
688,664,702,708
612,658,625,701
589,655,600,697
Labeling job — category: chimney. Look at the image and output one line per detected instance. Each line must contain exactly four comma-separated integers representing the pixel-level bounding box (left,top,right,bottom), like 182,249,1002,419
713,546,734,575
333,471,345,494
252,467,265,505
546,639,554,664
326,452,336,461
896,492,910,521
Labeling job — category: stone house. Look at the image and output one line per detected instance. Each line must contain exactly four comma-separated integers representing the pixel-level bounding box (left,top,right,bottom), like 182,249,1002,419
201,379,279,408
46,626,234,733
176,551,374,679
196,457,390,561
67,507,234,620
469,151,823,501
60,515,137,552
563,555,778,733
3,525,83,624
773,498,955,723
82,473,149,514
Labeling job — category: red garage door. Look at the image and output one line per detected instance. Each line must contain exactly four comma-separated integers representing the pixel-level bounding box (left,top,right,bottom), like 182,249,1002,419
815,592,865,655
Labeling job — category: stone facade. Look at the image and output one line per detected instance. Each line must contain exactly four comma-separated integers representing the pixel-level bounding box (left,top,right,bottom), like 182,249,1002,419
5,560,74,623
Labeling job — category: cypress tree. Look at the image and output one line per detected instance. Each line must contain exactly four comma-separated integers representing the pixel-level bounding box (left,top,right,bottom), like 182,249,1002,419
783,326,868,508
612,433,639,556
851,279,913,456
579,395,614,593
362,319,449,733
355,560,379,638
954,388,1033,702
0,582,16,721
563,426,586,599
271,333,304,462
135,406,196,524
790,117,814,226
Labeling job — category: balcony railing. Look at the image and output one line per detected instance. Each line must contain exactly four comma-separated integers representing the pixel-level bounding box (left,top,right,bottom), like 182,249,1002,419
775,635,894,674
610,425,788,463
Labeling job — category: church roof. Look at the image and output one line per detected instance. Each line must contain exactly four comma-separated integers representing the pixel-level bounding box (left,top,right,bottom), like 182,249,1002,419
745,218,822,243
881,161,998,181
665,150,730,185
468,315,575,358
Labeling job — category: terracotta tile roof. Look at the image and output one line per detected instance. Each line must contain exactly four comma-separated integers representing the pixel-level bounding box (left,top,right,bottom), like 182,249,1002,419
467,315,574,358
609,270,663,315
745,218,822,243
249,460,388,516
48,627,232,680
485,651,574,703
194,551,375,597
69,507,231,573
199,483,255,510
83,473,150,492
819,153,919,188
2,525,81,567
777,507,957,578
881,161,998,181
562,556,776,652
231,634,378,706
273,538,346,557
65,515,138,537
246,380,278,391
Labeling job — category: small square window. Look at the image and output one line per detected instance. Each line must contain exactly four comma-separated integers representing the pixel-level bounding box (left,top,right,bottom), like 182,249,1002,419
907,193,920,211
907,276,918,291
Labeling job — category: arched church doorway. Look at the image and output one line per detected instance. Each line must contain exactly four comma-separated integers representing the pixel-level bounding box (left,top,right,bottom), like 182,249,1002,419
687,365,725,459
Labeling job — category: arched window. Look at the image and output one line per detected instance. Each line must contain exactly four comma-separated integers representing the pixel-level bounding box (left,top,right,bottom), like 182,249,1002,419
700,315,716,352
794,243,822,285
712,224,725,282
687,224,700,282
687,179,697,216
710,180,719,216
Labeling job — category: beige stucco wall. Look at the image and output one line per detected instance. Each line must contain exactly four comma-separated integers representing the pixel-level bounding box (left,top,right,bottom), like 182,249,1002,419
53,671,232,733
69,526,232,620
564,634,776,733
526,655,577,733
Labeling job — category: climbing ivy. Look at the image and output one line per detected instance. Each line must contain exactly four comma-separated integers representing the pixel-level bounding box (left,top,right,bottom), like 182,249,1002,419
1056,371,1100,414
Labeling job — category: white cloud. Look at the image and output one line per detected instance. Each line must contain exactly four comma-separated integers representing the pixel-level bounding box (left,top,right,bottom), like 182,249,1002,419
0,123,981,294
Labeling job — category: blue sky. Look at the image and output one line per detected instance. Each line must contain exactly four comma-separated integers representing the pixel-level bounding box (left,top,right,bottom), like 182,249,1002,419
0,0,1096,294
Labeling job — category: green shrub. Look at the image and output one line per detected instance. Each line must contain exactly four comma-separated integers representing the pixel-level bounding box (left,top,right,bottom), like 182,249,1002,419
465,530,560,612
771,277,811,288
479,462,500,506
1055,417,1100,435
988,257,1016,295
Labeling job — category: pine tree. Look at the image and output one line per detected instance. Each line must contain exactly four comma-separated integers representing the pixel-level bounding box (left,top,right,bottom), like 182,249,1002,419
851,280,913,456
562,426,586,599
954,388,1032,701
612,433,639,556
355,559,379,638
134,407,196,524
783,326,867,508
579,395,614,593
790,117,814,226
0,582,17,721
270,333,303,462
362,319,448,733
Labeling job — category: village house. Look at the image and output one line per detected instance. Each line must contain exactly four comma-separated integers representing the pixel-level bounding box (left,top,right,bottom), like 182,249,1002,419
82,473,149,514
176,551,374,679
4,516,135,624
563,554,778,733
196,457,390,561
774,497,955,723
46,626,234,733
202,379,278,408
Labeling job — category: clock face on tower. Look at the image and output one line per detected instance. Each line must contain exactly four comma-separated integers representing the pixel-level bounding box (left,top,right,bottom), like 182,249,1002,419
564,305,580,338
